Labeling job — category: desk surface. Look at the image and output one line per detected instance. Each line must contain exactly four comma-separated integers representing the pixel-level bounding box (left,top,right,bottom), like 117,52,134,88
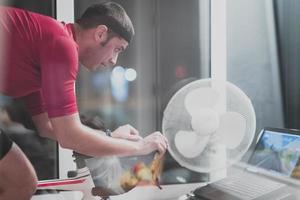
31,183,206,200
32,166,300,200
111,183,206,200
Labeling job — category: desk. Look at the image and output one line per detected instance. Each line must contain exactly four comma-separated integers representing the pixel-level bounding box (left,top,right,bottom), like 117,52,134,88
31,183,206,200
111,183,206,200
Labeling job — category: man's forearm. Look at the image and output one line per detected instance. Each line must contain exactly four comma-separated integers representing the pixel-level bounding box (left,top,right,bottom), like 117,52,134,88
58,124,141,157
51,113,143,157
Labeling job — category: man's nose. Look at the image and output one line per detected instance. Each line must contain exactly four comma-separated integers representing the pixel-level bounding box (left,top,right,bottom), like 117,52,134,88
109,54,118,66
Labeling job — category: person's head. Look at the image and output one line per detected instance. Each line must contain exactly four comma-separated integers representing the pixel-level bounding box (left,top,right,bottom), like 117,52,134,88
76,1,134,71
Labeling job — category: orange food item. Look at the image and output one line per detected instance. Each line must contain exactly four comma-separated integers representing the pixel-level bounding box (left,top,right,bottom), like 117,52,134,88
120,155,163,191
133,162,146,174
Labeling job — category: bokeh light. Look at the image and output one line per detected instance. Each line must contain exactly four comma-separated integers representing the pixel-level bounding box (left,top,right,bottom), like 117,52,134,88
125,68,137,82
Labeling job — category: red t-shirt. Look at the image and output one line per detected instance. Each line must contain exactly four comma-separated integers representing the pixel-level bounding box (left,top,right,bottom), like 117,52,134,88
0,7,78,118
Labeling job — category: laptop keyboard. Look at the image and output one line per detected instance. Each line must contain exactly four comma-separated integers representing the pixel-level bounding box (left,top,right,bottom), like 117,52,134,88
212,172,285,200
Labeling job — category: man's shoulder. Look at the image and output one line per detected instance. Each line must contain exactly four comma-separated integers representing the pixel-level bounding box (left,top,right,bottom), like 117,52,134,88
1,6,52,22
1,6,64,37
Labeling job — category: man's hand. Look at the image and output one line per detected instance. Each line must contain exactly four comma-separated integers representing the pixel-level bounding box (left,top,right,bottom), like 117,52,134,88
111,124,142,141
136,131,168,156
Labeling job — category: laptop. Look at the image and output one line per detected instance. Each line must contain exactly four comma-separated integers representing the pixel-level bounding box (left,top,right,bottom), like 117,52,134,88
190,127,300,200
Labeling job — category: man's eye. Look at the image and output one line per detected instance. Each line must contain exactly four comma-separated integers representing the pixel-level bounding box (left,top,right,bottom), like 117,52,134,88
115,48,123,53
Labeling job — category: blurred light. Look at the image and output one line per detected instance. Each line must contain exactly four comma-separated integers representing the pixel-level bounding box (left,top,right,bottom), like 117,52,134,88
110,66,128,102
125,68,137,81
112,66,125,80
91,71,110,88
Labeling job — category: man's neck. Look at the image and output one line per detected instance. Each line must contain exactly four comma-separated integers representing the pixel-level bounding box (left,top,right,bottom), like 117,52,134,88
73,23,82,43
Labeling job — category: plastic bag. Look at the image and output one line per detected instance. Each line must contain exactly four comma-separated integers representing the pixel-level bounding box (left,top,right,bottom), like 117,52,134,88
85,153,157,196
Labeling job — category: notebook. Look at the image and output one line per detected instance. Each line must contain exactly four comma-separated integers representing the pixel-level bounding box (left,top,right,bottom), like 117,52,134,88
191,127,300,200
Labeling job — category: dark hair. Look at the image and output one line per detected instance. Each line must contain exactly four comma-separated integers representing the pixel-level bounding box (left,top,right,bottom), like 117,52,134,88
80,114,106,131
76,2,134,43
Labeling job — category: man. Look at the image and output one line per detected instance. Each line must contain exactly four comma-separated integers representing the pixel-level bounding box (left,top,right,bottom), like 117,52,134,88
0,2,168,199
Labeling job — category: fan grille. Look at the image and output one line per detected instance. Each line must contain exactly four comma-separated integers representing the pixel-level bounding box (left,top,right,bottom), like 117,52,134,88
162,79,256,173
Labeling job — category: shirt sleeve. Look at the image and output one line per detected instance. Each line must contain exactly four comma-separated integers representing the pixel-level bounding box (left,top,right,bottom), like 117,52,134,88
18,90,46,116
39,36,78,118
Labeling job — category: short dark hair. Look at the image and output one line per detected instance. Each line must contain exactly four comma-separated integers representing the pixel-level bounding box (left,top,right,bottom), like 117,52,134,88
76,1,134,43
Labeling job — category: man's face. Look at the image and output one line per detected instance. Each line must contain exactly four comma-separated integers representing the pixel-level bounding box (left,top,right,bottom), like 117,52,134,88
79,34,128,71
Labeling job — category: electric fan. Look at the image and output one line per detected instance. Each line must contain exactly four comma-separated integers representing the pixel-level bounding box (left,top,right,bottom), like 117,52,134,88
162,78,256,173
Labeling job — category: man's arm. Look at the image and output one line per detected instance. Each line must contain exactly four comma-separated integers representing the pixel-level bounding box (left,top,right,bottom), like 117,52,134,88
32,112,167,157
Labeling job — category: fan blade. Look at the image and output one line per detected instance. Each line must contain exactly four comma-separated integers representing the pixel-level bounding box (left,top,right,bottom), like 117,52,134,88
191,108,220,136
174,130,210,158
216,112,246,149
184,88,219,116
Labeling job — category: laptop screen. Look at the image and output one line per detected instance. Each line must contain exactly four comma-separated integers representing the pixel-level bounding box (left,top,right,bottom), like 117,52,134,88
248,128,300,179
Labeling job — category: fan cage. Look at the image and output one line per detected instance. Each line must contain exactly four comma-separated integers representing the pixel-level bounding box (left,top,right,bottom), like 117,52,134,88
162,78,256,173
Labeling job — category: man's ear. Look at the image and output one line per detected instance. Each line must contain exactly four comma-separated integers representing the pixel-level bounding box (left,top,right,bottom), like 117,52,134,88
94,25,108,42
